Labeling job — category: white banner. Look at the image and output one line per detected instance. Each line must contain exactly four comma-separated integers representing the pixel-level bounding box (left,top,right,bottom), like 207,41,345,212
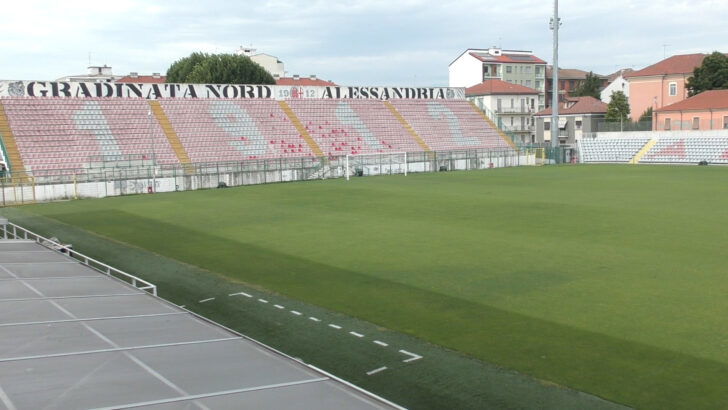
0,80,465,100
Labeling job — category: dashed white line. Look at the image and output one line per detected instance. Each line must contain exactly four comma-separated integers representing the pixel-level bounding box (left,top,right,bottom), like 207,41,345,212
258,299,268,304
399,350,423,363
274,304,285,309
290,310,302,316
373,340,388,347
328,324,342,330
198,298,215,303
366,366,388,376
349,331,364,338
229,292,252,298
309,317,321,322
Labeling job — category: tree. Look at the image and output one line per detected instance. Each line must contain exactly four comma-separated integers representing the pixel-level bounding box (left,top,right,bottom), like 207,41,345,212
686,51,728,96
571,72,603,99
605,91,630,123
165,53,275,85
639,107,653,123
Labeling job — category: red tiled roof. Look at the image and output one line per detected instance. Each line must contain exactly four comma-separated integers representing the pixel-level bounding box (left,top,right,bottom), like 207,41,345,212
624,54,707,78
607,68,634,82
534,96,608,116
545,67,605,80
465,79,540,96
469,52,547,65
656,89,728,112
276,77,337,86
116,75,166,83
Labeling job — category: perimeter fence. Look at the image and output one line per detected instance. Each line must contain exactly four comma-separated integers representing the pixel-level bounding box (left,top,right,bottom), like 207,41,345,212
1,148,536,206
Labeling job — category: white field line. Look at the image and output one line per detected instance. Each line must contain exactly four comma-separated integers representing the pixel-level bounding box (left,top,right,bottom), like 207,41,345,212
373,340,388,347
274,305,285,309
228,292,252,298
309,317,321,322
290,310,302,316
366,366,387,376
198,298,215,303
258,299,268,304
328,324,342,330
349,331,364,338
399,350,423,363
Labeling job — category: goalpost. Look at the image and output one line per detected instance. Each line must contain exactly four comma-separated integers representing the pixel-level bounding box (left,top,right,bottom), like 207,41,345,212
345,152,408,180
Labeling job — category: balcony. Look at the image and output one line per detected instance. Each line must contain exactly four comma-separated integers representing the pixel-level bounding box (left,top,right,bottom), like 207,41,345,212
500,124,535,133
495,106,535,114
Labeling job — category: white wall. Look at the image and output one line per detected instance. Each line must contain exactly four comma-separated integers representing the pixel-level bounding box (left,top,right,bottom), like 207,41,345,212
600,75,629,103
449,53,482,88
250,54,285,78
593,130,728,139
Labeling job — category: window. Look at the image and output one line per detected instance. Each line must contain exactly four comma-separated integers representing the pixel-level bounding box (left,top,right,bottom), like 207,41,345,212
510,98,514,108
575,120,583,130
692,117,700,130
506,66,512,74
544,121,551,131
665,118,671,130
724,116,728,129
535,66,542,75
525,80,532,87
569,80,576,89
525,66,531,74
669,82,678,96
535,80,541,89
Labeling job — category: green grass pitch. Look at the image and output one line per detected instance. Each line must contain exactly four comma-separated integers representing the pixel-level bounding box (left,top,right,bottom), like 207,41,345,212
5,164,728,409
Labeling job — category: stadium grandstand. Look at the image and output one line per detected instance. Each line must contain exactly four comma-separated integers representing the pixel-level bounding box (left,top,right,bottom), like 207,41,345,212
0,80,525,204
578,133,728,164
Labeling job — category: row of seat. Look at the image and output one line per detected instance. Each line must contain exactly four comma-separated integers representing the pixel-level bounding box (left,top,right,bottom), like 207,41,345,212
580,137,728,163
1,97,511,173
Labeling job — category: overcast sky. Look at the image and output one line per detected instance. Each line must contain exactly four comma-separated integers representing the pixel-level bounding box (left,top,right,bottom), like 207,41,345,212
1,0,726,86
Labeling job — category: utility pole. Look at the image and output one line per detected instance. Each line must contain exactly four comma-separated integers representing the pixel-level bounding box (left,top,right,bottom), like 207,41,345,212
550,0,561,148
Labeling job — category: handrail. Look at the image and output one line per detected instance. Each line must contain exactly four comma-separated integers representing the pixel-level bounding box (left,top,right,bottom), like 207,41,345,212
1,222,157,295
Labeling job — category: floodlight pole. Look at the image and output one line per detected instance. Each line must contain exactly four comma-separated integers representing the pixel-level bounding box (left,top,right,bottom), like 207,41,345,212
550,0,560,148
148,110,156,192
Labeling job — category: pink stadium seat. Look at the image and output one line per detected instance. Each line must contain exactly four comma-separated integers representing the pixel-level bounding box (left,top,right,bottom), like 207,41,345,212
0,96,514,175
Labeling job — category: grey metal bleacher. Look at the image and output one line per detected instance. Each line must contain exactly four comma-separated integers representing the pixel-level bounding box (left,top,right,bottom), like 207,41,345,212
0,236,401,409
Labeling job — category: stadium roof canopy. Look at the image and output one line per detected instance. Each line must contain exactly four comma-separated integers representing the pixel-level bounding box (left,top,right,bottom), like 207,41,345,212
0,239,400,409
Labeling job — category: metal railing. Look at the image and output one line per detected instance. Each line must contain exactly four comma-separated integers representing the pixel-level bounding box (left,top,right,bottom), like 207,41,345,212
495,107,534,114
0,222,157,295
500,124,534,132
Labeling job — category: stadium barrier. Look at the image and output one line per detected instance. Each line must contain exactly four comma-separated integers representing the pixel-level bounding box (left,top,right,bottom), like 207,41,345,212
0,148,534,205
0,219,157,295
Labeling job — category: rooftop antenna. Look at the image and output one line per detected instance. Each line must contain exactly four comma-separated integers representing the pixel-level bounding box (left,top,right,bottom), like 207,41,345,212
662,44,670,59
